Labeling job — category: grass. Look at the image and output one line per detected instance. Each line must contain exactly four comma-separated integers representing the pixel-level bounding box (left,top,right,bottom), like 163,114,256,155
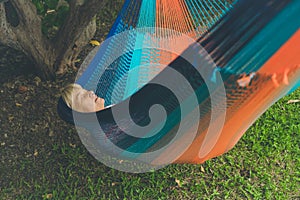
1,89,299,200
1,0,299,199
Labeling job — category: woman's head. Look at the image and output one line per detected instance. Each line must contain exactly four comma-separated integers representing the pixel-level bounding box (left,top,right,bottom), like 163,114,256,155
61,83,105,112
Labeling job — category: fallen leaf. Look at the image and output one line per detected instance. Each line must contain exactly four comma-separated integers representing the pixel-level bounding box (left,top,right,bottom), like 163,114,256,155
34,76,41,86
15,103,22,107
200,165,205,173
42,193,53,199
287,99,300,104
74,59,81,63
69,143,76,148
18,85,28,93
175,179,182,187
8,116,14,121
90,40,101,46
49,130,54,137
34,150,38,157
46,10,55,14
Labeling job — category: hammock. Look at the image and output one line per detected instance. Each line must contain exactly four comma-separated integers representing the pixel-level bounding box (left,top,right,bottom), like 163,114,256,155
57,0,300,172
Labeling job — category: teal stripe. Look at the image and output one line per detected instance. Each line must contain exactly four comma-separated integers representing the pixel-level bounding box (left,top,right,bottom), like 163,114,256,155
226,0,300,74
287,81,300,95
123,0,156,99
123,34,144,99
136,0,155,28
121,83,207,156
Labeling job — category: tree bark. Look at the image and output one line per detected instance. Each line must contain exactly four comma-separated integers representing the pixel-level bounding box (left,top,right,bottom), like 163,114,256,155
0,0,109,80
0,1,56,79
54,0,109,74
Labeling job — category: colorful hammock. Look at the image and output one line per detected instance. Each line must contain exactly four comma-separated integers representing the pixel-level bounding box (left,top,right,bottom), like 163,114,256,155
58,0,300,171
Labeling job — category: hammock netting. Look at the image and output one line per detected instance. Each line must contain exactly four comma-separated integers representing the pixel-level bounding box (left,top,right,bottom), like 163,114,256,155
58,0,300,171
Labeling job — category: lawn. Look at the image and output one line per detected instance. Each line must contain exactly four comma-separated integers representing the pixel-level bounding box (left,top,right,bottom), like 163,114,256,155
1,0,299,199
1,84,299,199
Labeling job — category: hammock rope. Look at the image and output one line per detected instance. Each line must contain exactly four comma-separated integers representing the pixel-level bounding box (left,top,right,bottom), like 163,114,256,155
58,0,300,170
76,0,234,105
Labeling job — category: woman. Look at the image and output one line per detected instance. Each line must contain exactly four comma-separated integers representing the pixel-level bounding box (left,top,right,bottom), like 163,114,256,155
61,83,105,112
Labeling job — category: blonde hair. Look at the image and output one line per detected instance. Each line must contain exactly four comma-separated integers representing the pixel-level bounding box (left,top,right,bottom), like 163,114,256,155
61,83,83,108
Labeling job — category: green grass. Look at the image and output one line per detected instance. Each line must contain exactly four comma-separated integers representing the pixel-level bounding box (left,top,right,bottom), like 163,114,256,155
4,0,299,199
1,89,299,200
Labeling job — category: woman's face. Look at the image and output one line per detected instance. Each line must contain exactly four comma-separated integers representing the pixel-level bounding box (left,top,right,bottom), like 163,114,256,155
72,88,105,112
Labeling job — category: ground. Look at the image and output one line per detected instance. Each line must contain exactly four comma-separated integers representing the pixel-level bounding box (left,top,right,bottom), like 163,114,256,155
0,1,300,199
1,44,299,199
0,2,121,198
0,45,82,192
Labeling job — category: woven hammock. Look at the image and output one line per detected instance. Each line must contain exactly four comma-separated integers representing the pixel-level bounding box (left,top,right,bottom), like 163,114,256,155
58,0,300,170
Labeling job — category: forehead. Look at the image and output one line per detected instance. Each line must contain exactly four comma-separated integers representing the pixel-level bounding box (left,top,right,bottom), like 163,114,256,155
72,87,86,97
71,87,86,107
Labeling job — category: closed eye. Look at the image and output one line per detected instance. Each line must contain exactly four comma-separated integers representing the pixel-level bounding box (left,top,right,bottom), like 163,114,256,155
74,90,85,104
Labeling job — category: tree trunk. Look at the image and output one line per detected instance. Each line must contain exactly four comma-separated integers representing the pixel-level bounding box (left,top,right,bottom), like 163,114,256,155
0,1,56,79
0,0,109,80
